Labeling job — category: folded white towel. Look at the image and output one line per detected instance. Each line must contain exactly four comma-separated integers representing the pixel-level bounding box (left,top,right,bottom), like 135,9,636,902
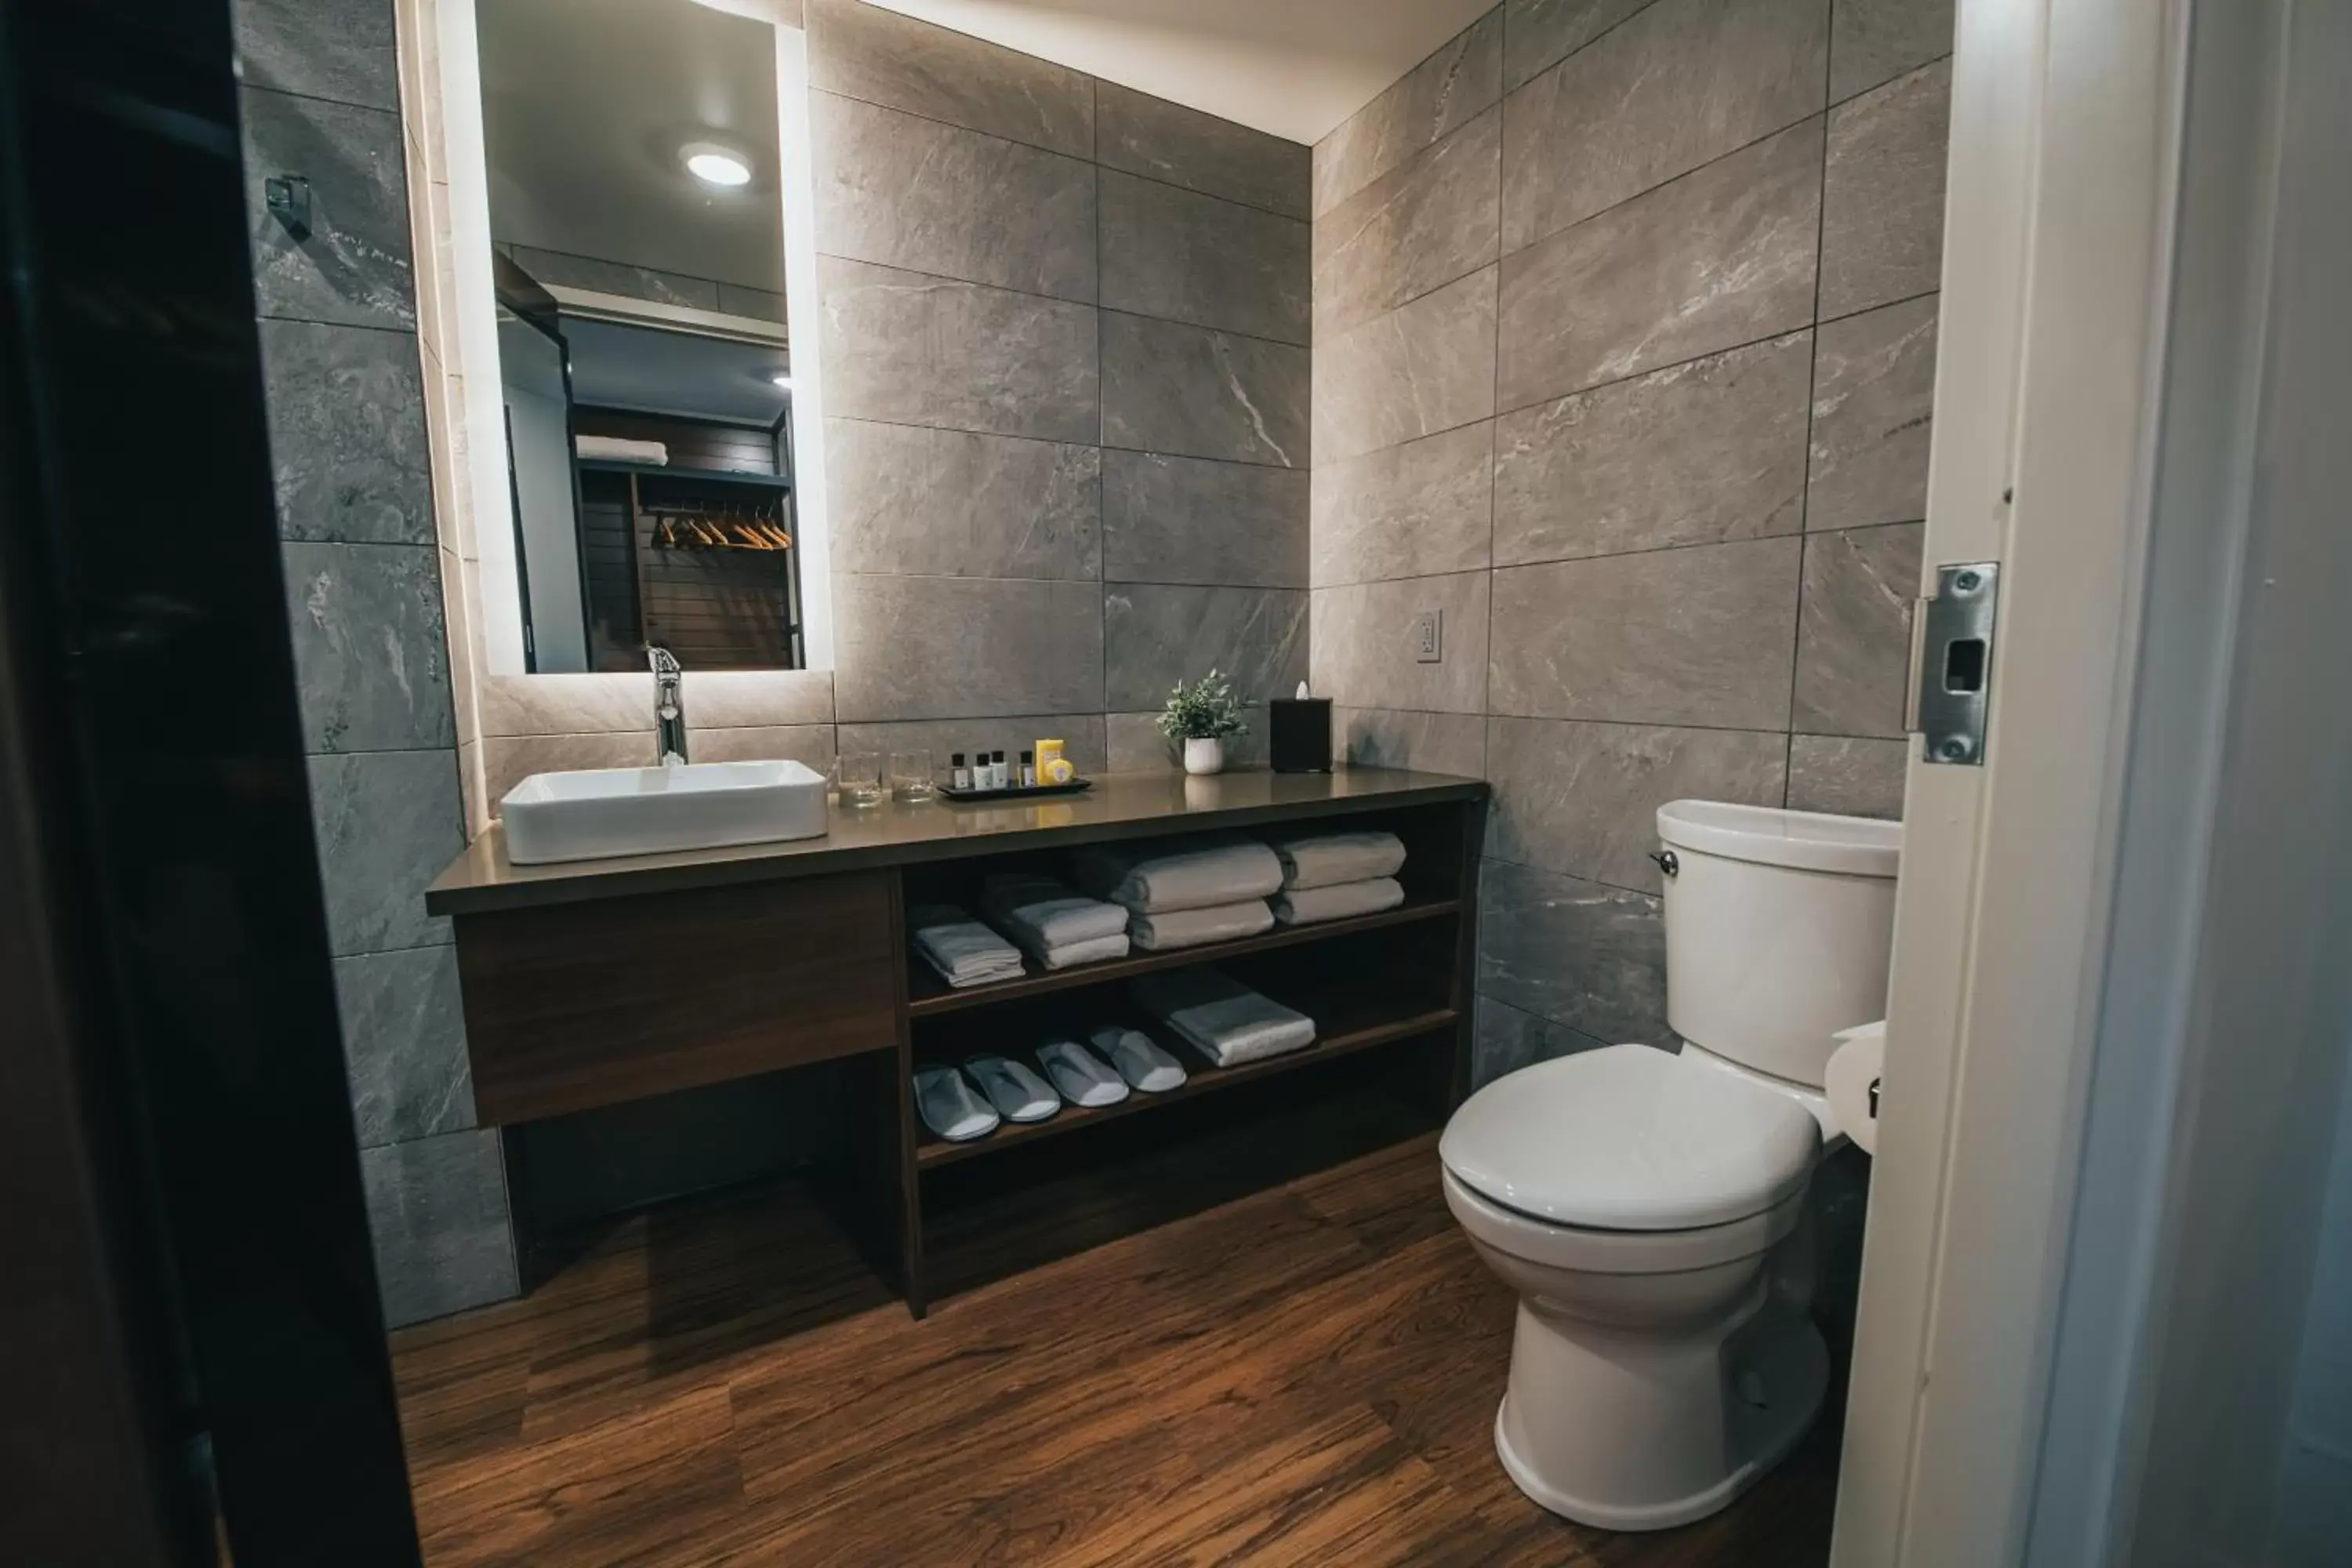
963,1055,1059,1123
1127,898,1273,952
1075,838,1283,913
1272,830,1406,890
1088,1025,1186,1093
913,1066,998,1142
982,873,1130,953
575,434,668,465
1035,931,1131,970
1272,877,1406,926
1131,967,1316,1068
1037,1040,1129,1107
908,904,1025,988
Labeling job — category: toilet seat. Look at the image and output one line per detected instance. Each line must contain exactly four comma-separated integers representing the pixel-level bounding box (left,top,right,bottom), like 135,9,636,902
1444,1167,1807,1277
1439,1044,1820,1232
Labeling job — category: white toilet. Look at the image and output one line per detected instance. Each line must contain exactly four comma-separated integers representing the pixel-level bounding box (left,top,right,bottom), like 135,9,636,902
1442,800,1900,1531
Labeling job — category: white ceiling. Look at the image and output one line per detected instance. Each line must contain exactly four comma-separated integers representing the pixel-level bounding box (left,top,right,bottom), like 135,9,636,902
857,0,1498,145
563,318,793,425
477,0,785,291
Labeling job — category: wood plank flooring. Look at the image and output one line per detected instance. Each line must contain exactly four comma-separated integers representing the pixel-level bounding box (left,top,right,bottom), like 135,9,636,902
391,1134,1839,1566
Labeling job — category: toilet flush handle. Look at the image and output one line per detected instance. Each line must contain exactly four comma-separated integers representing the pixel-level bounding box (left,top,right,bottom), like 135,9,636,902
1650,850,1679,878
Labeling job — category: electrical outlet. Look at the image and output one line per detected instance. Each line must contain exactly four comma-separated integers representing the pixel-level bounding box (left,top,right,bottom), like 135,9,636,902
1413,609,1442,663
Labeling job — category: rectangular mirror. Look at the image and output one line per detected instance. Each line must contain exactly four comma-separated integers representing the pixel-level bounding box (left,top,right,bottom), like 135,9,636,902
474,0,804,672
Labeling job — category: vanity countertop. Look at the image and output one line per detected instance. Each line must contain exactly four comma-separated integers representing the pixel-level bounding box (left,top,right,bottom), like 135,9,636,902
425,765,1486,916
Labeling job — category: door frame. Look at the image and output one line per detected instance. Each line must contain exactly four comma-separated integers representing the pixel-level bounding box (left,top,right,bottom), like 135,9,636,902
1832,0,2194,1561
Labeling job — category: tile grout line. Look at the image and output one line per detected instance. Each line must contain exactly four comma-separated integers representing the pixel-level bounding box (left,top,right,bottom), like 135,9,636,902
253,314,421,339
1317,702,1903,746
1325,286,1938,470
818,249,1311,350
280,534,445,553
1094,74,1112,724
1786,22,1840,808
831,410,1312,477
829,395,1304,471
1494,108,1822,272
1320,522,1929,595
1479,845,1672,905
239,78,404,122
1483,112,1504,764
1506,0,1672,103
811,82,1310,223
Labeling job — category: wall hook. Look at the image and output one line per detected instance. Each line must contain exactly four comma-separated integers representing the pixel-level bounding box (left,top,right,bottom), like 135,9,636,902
264,174,311,240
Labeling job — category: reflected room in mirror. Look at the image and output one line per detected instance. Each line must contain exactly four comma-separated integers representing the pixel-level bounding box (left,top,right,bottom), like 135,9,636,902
477,0,802,672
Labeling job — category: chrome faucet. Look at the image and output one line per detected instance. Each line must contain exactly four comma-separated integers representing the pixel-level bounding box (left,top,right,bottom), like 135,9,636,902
648,646,688,766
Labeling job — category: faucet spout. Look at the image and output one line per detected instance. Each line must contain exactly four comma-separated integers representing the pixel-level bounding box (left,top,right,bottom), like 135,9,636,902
648,646,688,766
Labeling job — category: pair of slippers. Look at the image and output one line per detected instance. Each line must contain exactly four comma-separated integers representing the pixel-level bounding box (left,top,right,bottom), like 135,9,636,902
913,1029,1189,1142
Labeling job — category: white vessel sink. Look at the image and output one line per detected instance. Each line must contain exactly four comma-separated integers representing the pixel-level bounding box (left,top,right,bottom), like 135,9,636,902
501,760,829,864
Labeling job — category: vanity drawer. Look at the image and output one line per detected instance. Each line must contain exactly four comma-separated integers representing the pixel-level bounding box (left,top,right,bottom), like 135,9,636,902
452,871,898,1124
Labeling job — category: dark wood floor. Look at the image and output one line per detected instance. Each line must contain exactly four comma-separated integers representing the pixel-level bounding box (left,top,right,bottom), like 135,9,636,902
390,1134,1840,1566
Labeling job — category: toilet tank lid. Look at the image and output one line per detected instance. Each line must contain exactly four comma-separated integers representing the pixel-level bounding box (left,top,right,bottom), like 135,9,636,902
1657,800,1900,877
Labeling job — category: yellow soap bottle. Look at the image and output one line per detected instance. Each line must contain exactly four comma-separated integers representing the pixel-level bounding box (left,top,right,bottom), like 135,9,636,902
1035,738,1074,784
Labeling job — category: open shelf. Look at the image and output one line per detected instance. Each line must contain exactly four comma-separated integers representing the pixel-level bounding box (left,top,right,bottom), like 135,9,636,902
913,987,1458,1169
577,457,789,490
906,897,1461,1017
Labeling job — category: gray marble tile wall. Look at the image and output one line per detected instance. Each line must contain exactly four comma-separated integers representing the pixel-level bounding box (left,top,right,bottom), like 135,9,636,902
807,0,1312,761
231,0,1312,1328
232,0,517,1326
1310,0,1954,1091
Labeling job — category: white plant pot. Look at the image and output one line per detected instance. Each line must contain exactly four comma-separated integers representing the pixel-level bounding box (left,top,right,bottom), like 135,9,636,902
1183,736,1225,775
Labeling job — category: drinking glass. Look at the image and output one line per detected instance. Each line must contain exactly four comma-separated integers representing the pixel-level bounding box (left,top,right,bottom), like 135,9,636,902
889,749,937,803
836,751,884,808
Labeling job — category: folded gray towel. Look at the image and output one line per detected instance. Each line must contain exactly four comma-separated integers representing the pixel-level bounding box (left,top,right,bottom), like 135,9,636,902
1076,838,1283,913
982,873,1130,954
909,904,1025,988
1128,898,1273,951
1131,967,1316,1067
1272,877,1406,926
1272,830,1406,890
1035,931,1131,970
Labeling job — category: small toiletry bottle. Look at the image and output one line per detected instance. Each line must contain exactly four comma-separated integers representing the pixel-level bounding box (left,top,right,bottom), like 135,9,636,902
993,750,1008,788
950,752,970,790
1019,750,1036,787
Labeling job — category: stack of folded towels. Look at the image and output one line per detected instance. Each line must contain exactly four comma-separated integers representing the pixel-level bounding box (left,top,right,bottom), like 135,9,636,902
1267,829,1407,925
907,903,1025,989
1075,837,1283,950
980,873,1130,970
1131,967,1316,1067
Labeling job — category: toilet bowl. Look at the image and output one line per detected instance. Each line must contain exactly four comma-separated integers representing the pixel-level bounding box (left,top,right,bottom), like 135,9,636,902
1443,801,1900,1530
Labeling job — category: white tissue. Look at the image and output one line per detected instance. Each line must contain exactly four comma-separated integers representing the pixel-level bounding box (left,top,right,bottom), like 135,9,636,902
1824,1020,1886,1155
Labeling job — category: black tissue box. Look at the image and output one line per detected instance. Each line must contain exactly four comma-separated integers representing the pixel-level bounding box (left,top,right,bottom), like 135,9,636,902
1270,698,1333,773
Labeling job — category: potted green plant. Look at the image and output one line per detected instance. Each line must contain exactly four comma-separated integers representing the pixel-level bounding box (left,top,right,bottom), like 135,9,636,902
1156,670,1248,775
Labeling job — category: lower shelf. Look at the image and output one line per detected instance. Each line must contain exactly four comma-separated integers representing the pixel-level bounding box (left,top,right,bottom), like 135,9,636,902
914,998,1457,1169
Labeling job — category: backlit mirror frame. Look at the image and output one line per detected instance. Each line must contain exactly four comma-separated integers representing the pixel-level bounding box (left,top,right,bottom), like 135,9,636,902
434,0,834,677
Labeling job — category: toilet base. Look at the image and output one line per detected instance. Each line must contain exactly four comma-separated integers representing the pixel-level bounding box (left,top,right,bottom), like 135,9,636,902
1491,1287,1830,1532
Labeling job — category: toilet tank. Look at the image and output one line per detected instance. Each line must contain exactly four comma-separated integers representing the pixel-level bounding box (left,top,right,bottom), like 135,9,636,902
1656,800,1901,1089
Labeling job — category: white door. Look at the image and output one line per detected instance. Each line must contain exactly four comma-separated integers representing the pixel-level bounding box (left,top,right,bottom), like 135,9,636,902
1831,0,2189,1560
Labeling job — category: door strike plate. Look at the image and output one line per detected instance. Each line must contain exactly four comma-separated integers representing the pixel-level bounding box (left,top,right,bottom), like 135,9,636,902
1908,561,1998,766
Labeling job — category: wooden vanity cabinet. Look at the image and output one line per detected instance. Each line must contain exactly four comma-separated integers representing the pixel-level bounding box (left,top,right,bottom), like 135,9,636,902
452,870,898,1124
430,768,1489,1316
